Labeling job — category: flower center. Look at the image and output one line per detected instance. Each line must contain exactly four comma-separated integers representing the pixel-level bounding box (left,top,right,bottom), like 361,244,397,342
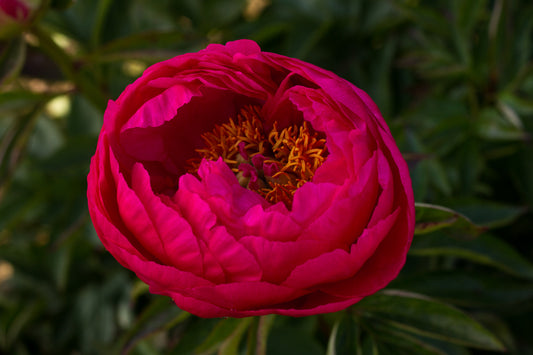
187,105,328,208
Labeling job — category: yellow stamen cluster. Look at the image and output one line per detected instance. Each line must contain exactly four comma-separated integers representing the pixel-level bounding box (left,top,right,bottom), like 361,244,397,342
187,105,328,208
191,105,267,173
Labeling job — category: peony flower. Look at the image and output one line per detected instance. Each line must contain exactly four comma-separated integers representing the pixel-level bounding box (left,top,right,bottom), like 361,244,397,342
87,40,415,318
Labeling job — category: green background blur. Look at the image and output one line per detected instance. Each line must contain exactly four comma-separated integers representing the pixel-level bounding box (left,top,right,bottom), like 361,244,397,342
1,0,533,354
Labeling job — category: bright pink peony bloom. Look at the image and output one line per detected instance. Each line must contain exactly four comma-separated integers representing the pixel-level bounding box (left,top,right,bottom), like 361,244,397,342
87,40,415,318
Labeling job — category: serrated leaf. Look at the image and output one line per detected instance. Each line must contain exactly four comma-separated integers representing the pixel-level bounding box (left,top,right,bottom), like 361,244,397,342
354,290,505,351
415,203,484,239
410,231,533,280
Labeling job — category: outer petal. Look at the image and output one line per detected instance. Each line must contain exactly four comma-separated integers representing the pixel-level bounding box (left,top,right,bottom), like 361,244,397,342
130,163,205,276
283,209,399,289
186,282,308,312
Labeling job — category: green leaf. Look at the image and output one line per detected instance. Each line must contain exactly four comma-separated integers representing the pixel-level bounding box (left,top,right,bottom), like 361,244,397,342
326,314,358,355
499,91,533,115
0,103,44,190
91,0,114,49
118,296,189,354
267,317,324,355
3,301,43,348
218,317,254,355
195,318,252,355
0,91,44,115
50,0,76,10
354,290,505,351
75,273,133,353
446,199,527,228
396,4,450,35
365,320,470,355
425,159,452,196
359,334,379,355
0,36,26,85
476,108,527,141
452,0,487,35
415,203,484,239
392,270,533,308
410,232,533,280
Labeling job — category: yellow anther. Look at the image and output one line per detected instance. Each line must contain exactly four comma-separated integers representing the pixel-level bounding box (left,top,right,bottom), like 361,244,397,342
186,105,328,208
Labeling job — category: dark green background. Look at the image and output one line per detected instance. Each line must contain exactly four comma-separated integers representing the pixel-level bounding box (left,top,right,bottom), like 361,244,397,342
1,0,532,354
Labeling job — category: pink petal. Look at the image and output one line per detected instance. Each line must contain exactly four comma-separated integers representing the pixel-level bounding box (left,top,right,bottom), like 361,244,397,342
120,83,199,131
283,209,399,289
261,74,310,130
175,179,217,234
198,158,267,215
291,150,379,250
319,208,411,298
112,158,169,264
205,227,263,282
130,163,205,276
164,288,361,318
367,150,395,227
112,242,214,291
88,136,152,260
241,204,301,242
290,182,339,225
239,237,329,284
206,39,261,56
300,152,379,247
187,282,308,311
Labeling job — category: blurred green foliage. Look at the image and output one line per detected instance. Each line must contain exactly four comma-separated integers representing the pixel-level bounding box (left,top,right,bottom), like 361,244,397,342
1,0,533,354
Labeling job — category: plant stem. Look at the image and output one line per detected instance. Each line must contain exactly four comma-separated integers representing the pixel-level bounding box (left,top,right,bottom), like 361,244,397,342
255,315,275,355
